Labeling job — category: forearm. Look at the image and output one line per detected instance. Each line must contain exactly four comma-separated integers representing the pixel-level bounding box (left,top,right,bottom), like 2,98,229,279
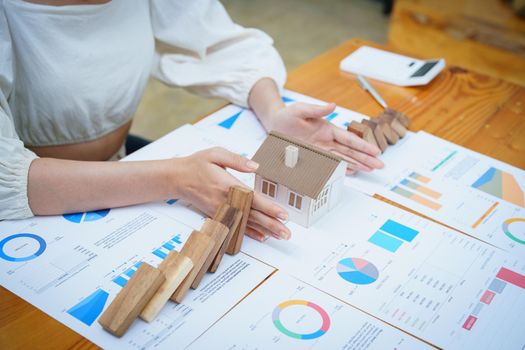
28,158,180,215
248,77,285,132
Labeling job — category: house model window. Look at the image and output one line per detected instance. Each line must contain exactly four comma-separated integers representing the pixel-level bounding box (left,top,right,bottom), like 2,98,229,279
288,191,303,210
313,186,329,214
262,180,277,198
251,131,346,228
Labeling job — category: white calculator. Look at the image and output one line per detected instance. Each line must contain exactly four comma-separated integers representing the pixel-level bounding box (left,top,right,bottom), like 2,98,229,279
340,46,445,86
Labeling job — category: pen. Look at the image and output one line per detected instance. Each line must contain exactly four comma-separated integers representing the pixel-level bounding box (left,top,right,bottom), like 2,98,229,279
356,75,388,109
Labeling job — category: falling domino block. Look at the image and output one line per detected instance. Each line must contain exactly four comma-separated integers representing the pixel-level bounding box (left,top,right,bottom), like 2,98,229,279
209,204,242,273
362,119,387,153
139,251,193,322
378,118,399,144
171,231,214,303
191,219,229,289
381,112,407,138
385,107,410,128
98,263,165,337
347,121,379,150
226,186,254,255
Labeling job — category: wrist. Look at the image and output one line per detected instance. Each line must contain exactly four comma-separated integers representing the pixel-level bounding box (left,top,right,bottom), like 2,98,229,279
160,158,187,201
248,77,285,132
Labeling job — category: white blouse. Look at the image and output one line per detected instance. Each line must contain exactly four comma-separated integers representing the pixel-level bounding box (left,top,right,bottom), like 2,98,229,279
0,0,286,220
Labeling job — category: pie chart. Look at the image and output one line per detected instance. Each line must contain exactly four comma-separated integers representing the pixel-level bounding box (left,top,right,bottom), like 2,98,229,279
63,209,110,223
336,257,379,285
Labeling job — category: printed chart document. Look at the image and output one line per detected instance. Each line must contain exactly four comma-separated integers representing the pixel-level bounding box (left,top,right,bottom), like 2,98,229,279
0,203,274,349
189,272,433,350
242,188,525,349
346,131,525,259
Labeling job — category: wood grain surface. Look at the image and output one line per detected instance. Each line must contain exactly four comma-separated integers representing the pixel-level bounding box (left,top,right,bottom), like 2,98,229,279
388,0,525,87
1,39,523,349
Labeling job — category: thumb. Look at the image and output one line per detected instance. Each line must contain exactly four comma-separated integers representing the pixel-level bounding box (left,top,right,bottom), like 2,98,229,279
295,102,336,120
208,147,259,173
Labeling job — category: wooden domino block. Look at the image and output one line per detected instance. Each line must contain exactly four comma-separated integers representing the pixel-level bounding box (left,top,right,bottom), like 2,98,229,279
190,219,229,289
347,121,379,150
171,231,214,303
376,113,399,145
226,186,253,255
99,263,164,337
362,119,387,153
380,112,407,138
140,251,193,322
347,120,371,139
385,107,410,128
209,204,242,273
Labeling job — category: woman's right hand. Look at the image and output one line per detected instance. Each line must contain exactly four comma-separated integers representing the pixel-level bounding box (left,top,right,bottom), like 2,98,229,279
171,147,291,242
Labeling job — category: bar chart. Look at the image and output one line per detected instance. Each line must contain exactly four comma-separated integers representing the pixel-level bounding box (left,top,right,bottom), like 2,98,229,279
152,234,183,260
390,172,442,211
463,266,525,331
368,219,419,253
112,261,143,288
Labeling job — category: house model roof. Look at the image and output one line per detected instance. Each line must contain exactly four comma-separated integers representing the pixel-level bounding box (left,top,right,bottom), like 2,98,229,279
252,131,343,199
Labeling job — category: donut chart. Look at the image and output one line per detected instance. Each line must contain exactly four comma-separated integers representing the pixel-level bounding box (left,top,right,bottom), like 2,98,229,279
0,233,47,262
336,257,379,285
272,300,330,340
503,218,525,245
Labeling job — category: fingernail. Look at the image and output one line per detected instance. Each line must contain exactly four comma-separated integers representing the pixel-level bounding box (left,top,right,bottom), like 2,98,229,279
280,230,291,240
247,160,259,170
278,212,288,221
262,235,269,242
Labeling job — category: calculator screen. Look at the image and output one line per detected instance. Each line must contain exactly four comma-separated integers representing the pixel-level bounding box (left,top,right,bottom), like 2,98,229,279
411,61,439,77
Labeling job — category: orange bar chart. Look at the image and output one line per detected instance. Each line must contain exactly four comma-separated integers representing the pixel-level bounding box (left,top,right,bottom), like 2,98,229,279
408,172,431,184
400,179,442,199
391,186,442,210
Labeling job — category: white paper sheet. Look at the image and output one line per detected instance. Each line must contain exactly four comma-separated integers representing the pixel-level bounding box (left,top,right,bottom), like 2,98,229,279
0,204,274,349
188,271,434,350
346,131,525,259
242,188,525,350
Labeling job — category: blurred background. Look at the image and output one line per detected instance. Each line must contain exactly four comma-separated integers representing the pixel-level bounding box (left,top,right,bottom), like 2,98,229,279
131,0,525,140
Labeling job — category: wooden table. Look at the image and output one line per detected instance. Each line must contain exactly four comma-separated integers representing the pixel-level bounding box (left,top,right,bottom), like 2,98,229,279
1,38,524,350
388,0,525,87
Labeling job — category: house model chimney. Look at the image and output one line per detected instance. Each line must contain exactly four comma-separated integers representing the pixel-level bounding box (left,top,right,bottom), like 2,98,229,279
285,145,299,168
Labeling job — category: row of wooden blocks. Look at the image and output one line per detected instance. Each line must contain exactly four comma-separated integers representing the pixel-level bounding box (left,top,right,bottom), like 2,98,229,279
347,108,410,153
98,186,254,337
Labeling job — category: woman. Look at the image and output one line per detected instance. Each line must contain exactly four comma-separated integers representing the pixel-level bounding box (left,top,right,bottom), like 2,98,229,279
0,0,383,241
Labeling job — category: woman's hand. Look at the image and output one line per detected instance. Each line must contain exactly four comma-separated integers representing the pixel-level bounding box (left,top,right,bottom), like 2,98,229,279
263,102,384,174
173,147,291,242
248,78,384,175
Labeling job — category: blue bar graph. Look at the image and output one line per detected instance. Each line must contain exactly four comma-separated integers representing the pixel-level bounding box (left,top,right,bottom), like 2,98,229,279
112,275,128,287
153,249,167,259
380,220,419,242
152,234,183,260
163,242,175,251
112,261,142,287
124,267,136,278
368,231,404,253
368,219,419,253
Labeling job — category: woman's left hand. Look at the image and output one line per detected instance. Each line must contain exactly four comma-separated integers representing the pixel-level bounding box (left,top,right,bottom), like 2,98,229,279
262,102,384,175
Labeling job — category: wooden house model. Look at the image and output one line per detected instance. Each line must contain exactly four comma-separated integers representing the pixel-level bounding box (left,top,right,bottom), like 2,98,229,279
252,131,346,227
